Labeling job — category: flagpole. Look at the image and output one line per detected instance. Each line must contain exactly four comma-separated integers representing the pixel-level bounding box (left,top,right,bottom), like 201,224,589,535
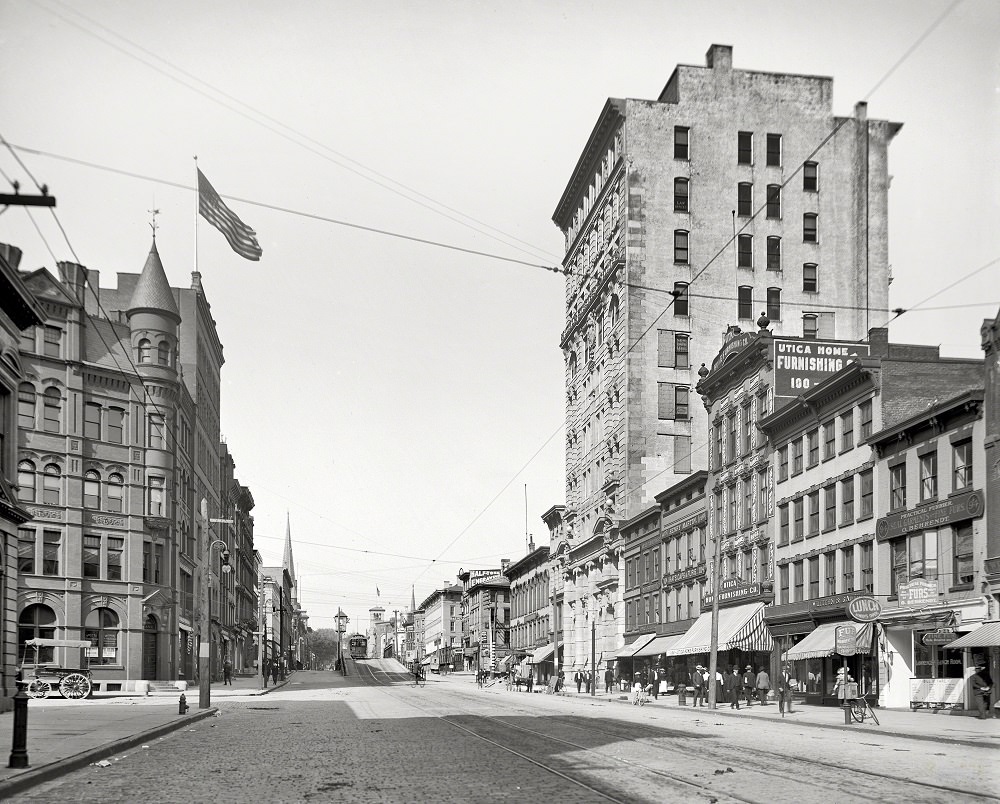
193,156,199,274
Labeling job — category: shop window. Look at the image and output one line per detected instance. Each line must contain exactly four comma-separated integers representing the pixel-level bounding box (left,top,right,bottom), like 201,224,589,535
18,605,56,663
890,531,938,596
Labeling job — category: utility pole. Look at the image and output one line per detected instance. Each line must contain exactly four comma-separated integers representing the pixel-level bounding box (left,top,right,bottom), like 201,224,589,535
707,529,723,710
199,499,231,709
590,617,596,697
257,576,267,690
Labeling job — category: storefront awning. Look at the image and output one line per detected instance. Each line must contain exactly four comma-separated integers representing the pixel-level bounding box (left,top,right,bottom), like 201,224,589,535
614,633,658,659
632,634,682,658
781,621,873,661
945,621,1000,649
420,656,433,665
529,643,555,663
664,603,773,656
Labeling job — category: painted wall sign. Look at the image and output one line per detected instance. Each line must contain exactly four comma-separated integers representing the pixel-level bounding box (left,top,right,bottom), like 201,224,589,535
876,490,984,542
897,578,939,607
847,596,882,623
666,511,708,537
773,338,869,400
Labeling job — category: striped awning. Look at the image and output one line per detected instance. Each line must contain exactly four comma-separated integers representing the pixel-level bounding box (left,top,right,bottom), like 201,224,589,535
781,621,874,661
946,622,1000,649
528,643,555,663
664,603,772,656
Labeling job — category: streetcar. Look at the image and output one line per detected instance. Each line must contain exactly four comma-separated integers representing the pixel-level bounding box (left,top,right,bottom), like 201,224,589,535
348,634,368,659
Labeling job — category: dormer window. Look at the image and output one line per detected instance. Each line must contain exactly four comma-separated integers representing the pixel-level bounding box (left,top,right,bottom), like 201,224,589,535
138,338,151,363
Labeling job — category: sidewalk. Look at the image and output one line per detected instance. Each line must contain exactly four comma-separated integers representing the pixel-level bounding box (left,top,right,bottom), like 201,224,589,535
0,673,294,799
444,671,1000,748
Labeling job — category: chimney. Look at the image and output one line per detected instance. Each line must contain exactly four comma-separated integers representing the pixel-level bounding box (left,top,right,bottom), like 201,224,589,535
855,101,868,121
706,44,733,71
58,261,88,306
867,327,889,357
0,243,23,270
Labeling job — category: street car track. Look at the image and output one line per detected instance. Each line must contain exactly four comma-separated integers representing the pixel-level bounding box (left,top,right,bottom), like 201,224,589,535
357,662,997,804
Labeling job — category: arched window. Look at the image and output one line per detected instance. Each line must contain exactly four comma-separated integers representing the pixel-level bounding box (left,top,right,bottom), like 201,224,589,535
157,341,170,366
803,213,818,243
737,182,752,217
84,470,100,509
766,184,781,219
85,607,120,665
42,463,61,505
672,282,690,317
766,236,782,271
767,287,782,321
674,230,689,264
18,605,57,663
673,177,689,212
42,387,61,433
137,338,151,363
738,286,753,319
17,383,35,429
803,314,819,340
17,460,36,502
107,472,124,513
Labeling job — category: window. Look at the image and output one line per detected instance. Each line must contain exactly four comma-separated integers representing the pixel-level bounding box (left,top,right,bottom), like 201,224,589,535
674,126,689,160
807,429,819,467
157,341,170,366
803,161,819,191
738,131,753,164
737,183,752,216
149,414,165,449
803,314,818,340
824,551,837,596
843,545,855,592
793,497,804,541
675,435,692,473
675,333,689,369
674,230,689,264
84,470,100,509
860,469,874,518
43,326,61,358
840,476,854,525
803,213,818,243
148,476,165,517
859,401,873,440
83,535,101,578
154,543,164,584
807,491,820,536
767,236,781,271
20,326,35,353
137,338,151,363
713,423,723,469
891,532,938,596
737,234,753,268
673,282,689,316
742,406,752,454
42,387,61,433
727,415,737,462
824,484,836,530
18,606,56,663
18,528,35,574
674,178,689,212
85,608,120,665
823,420,836,459
778,445,789,481
792,439,803,474
17,383,35,428
860,542,873,593
107,407,125,444
42,464,61,505
675,386,689,420
953,441,972,490
803,263,818,292
42,530,61,575
793,560,804,602
779,564,789,605
107,473,124,513
766,133,782,167
841,410,854,451
890,463,906,510
808,556,819,598
728,487,737,534
920,451,938,501
766,184,781,218
17,460,36,503
84,403,101,440
738,285,753,319
767,287,781,321
954,523,974,585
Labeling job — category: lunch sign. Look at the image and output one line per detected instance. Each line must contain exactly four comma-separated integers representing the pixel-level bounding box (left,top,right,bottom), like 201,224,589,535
773,338,869,402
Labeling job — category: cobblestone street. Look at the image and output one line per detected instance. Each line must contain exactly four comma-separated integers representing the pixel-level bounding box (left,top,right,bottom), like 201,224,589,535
6,668,997,803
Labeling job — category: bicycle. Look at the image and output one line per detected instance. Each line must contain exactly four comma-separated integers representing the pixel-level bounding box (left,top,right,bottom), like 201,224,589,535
412,668,425,688
850,695,880,725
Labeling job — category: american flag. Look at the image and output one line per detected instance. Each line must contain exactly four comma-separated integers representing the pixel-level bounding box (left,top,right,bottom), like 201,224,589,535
197,168,262,261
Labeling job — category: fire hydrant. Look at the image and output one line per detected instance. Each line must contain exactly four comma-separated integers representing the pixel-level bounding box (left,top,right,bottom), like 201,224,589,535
178,693,188,715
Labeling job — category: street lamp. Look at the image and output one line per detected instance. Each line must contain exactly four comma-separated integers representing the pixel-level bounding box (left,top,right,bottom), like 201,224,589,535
199,499,231,710
336,608,349,676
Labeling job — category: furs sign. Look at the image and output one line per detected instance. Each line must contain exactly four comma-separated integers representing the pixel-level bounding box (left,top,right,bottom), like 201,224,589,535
773,338,869,402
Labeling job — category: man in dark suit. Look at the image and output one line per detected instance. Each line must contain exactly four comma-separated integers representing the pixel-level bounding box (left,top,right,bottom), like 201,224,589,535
605,666,614,694
777,664,795,715
574,670,583,693
969,663,992,719
725,665,742,709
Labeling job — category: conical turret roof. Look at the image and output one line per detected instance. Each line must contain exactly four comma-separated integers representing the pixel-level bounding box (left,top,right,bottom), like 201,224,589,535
128,240,180,321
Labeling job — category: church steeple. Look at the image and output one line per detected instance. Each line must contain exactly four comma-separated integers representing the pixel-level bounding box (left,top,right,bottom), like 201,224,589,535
282,512,296,596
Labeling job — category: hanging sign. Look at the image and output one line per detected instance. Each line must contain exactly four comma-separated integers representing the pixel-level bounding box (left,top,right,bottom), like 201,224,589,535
835,624,858,656
847,596,882,623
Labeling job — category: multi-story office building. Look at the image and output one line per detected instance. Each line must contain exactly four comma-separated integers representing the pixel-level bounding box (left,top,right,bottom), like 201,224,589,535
458,565,511,673
419,584,463,671
551,43,901,571
504,542,551,680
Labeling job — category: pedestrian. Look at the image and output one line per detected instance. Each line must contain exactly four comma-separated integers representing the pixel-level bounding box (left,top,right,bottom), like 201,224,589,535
691,665,705,707
777,664,795,715
721,667,732,705
742,665,755,707
271,661,279,686
714,667,724,707
725,665,741,709
575,670,583,693
756,666,771,705
223,658,233,686
605,666,614,694
585,670,592,694
969,663,992,719
651,668,659,700
262,660,270,688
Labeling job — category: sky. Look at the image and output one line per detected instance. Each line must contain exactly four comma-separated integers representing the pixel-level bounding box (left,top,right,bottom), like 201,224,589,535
2,0,998,632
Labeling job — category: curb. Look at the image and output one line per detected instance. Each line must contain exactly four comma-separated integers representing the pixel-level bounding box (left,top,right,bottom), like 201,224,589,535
0,707,218,799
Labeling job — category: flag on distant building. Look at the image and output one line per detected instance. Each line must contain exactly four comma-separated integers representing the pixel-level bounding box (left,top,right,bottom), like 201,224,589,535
197,168,262,261
376,587,380,597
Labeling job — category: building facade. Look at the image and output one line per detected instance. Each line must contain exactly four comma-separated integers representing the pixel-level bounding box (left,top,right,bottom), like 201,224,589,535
419,584,463,671
504,544,551,678
458,565,511,673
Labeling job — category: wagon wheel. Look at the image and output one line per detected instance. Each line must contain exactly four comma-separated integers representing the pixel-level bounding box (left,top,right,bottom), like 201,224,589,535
59,673,91,700
26,679,51,699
